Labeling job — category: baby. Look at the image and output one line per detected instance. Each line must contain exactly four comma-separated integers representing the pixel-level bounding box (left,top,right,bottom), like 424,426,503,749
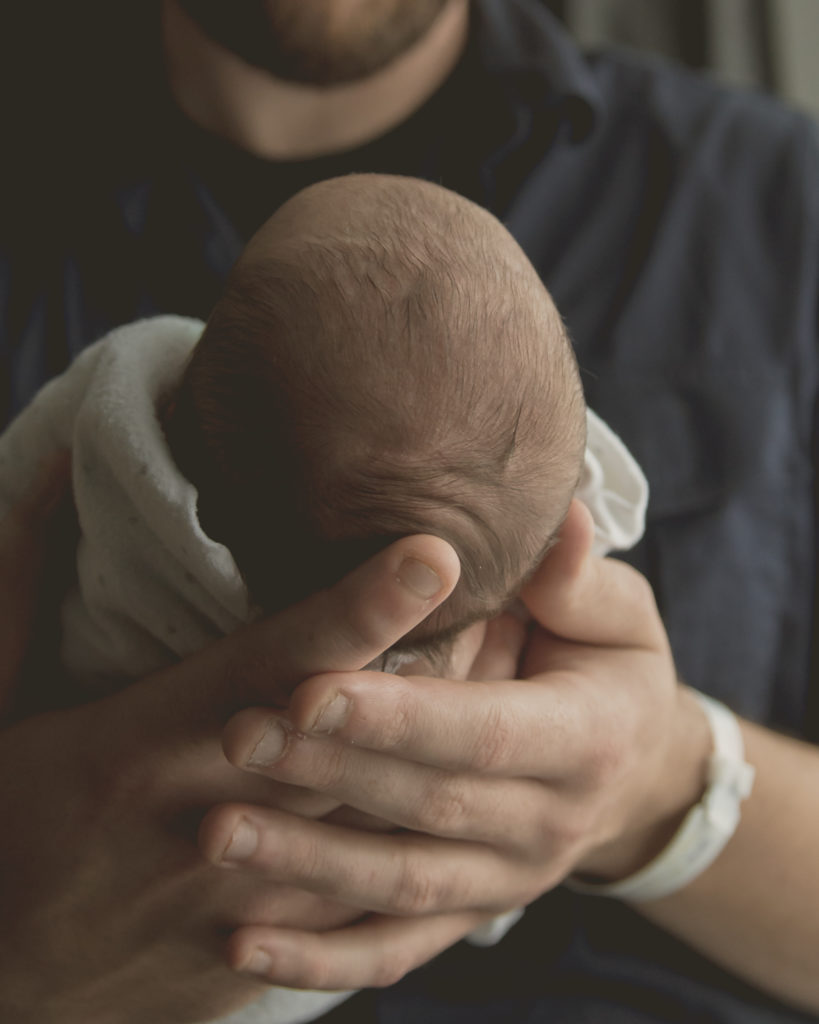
0,174,644,695
164,173,588,671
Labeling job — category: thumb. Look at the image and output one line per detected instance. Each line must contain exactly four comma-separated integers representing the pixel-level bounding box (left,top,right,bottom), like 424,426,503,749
138,533,461,734
521,498,664,649
0,449,72,706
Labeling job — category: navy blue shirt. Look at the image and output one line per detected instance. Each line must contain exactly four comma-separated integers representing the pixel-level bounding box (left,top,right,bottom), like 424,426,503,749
2,2,818,1020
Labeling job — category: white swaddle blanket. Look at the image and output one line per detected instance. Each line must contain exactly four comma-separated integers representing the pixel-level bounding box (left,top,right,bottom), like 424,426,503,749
0,315,648,1024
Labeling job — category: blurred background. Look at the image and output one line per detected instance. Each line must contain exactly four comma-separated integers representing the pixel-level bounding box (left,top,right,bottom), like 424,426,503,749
545,0,819,119
1,0,816,202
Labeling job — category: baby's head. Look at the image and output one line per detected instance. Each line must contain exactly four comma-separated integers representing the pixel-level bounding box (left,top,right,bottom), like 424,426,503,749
167,174,585,666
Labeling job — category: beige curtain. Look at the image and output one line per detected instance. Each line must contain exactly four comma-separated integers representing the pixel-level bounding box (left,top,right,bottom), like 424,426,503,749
546,0,819,119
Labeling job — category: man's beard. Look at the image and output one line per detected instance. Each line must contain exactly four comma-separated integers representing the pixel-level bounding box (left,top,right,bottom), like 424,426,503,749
176,0,453,85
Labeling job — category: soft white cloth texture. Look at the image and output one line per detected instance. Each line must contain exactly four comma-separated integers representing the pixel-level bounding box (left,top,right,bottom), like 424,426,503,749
0,315,648,1024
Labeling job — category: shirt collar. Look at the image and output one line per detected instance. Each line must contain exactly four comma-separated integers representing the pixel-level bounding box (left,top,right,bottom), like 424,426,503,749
470,0,603,143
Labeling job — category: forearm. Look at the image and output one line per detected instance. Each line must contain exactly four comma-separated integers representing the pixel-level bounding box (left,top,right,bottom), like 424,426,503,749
638,717,819,1013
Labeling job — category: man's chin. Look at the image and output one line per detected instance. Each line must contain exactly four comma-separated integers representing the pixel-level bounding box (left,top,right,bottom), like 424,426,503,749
174,0,452,87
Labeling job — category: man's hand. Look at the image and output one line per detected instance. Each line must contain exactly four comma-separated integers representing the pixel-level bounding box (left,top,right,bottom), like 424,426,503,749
0,459,461,1024
208,500,711,990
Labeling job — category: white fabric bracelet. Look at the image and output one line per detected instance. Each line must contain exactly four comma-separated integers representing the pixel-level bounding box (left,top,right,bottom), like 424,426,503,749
567,691,755,903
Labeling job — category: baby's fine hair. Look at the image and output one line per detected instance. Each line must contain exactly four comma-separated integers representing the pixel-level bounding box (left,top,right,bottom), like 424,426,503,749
167,175,585,653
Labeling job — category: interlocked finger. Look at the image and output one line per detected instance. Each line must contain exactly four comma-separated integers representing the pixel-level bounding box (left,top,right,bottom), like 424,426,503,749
207,736,557,851
199,807,557,916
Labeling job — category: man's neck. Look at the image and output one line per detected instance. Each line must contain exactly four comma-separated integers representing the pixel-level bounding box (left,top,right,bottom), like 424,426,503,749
161,0,469,161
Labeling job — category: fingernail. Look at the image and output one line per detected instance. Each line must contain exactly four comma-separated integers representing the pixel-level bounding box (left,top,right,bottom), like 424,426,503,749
242,947,273,976
248,719,288,767
397,557,441,599
222,817,258,863
312,693,350,734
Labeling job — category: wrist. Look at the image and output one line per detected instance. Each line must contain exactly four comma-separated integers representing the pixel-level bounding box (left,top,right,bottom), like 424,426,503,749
576,684,711,881
571,690,755,902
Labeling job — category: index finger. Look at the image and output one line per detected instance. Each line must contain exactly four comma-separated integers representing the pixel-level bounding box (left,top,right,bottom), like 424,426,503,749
138,533,460,732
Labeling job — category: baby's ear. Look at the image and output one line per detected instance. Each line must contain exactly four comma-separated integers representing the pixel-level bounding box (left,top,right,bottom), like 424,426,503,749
365,645,449,678
381,648,427,676
385,634,464,679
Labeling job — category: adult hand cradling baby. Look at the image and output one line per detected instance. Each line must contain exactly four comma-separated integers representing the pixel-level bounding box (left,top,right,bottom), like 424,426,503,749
4,440,819,1020
208,498,706,992
0,455,468,1023
0,455,692,1023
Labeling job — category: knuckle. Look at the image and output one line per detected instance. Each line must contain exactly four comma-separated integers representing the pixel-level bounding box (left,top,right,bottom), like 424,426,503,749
286,832,329,889
575,712,629,791
392,853,445,915
306,742,349,793
374,688,416,750
561,804,595,850
470,698,518,772
251,821,325,887
503,811,590,889
416,774,469,835
77,706,170,818
513,811,569,866
221,643,279,709
515,796,593,868
582,734,623,788
392,872,434,916
511,811,556,863
550,802,598,865
87,740,157,809
602,726,631,782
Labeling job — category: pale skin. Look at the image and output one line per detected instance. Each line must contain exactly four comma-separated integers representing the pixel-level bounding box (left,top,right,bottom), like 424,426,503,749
3,3,819,1021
